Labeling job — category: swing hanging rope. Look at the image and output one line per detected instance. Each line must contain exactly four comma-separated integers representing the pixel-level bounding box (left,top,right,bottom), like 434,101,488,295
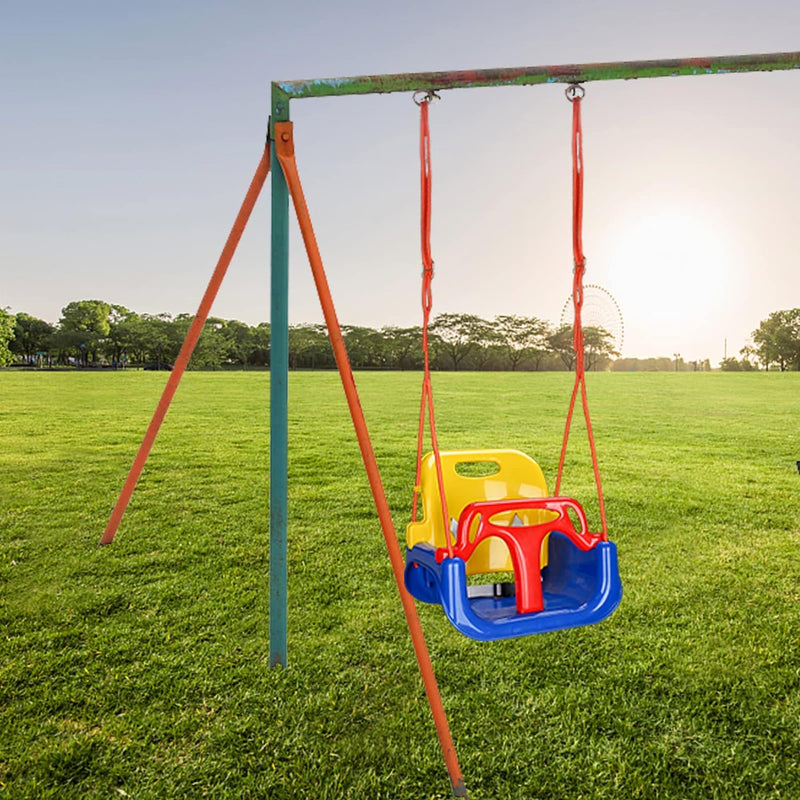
411,91,454,557
556,84,608,540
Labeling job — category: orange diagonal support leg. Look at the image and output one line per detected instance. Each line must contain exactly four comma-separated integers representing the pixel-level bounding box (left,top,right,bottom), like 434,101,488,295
99,146,271,546
274,121,467,799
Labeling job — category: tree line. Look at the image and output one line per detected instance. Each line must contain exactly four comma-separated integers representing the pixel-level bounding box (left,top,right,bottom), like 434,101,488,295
0,301,269,370
1,300,798,371
0,301,615,371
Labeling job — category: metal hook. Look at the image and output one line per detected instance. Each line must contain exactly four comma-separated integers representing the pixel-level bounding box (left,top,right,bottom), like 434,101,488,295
565,83,586,102
413,89,441,106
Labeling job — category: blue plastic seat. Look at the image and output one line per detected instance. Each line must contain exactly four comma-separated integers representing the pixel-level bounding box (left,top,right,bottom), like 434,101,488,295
404,449,622,641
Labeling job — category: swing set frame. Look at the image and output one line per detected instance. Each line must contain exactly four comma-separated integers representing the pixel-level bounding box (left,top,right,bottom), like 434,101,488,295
99,52,800,798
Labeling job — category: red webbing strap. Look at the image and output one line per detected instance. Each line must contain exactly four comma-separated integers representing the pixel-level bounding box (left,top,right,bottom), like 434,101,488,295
99,146,271,545
555,90,608,540
273,122,467,799
412,97,453,556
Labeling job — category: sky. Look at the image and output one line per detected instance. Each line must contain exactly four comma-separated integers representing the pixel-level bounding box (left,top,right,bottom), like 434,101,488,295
3,0,800,363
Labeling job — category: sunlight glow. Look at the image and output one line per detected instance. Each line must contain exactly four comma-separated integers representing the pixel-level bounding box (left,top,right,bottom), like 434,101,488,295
606,208,734,324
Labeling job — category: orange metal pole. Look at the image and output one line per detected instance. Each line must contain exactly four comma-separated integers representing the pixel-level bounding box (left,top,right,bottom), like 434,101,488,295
99,147,271,546
273,122,467,799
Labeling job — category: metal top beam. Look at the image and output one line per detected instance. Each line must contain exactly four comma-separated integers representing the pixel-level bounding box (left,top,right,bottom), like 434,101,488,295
271,51,800,121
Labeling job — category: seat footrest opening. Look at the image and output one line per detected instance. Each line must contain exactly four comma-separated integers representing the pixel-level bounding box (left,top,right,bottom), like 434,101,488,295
467,582,515,599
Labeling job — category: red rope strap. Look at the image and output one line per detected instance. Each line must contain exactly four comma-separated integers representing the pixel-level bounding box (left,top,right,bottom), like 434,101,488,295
411,95,454,556
555,89,608,540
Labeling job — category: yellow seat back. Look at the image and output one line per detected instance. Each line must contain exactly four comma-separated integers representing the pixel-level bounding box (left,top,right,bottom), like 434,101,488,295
407,449,550,575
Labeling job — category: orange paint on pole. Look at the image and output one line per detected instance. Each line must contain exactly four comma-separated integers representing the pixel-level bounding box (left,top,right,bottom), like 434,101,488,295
274,122,467,798
99,147,271,546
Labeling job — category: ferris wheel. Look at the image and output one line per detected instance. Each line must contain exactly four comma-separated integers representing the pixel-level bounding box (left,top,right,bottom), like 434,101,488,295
559,284,625,355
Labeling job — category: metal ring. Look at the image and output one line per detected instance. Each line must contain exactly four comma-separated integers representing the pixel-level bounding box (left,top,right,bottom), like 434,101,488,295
413,90,440,106
565,83,585,101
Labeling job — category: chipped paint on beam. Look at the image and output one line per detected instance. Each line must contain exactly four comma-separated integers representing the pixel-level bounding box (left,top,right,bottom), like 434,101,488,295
271,51,800,113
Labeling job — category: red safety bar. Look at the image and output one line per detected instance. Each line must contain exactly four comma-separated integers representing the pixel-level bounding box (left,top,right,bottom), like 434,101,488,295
436,497,603,614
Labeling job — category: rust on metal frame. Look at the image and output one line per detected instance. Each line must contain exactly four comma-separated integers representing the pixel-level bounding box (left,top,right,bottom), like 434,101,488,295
271,51,800,121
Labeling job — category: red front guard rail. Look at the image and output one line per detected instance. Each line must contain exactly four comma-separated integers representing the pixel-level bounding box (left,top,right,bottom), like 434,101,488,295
436,497,604,614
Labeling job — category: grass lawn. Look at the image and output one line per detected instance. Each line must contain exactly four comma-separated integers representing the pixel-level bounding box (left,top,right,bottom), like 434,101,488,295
1,370,799,799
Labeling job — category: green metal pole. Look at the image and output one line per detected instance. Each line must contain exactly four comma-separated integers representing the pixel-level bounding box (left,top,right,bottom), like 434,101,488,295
274,51,800,100
269,110,290,668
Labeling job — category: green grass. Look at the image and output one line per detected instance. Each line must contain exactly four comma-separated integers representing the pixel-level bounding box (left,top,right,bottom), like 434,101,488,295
1,370,799,799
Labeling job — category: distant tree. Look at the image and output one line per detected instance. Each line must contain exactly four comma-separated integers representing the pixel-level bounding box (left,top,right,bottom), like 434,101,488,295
0,308,15,366
342,325,386,368
191,317,231,370
226,320,254,368
525,322,555,371
60,299,112,336
751,309,800,371
59,300,112,365
288,324,331,369
107,306,143,366
733,344,759,371
472,342,504,371
249,323,270,367
583,326,619,371
547,324,576,370
381,326,422,370
10,313,55,363
548,324,617,371
139,312,177,368
719,357,742,371
720,355,757,372
494,315,550,371
431,313,494,370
